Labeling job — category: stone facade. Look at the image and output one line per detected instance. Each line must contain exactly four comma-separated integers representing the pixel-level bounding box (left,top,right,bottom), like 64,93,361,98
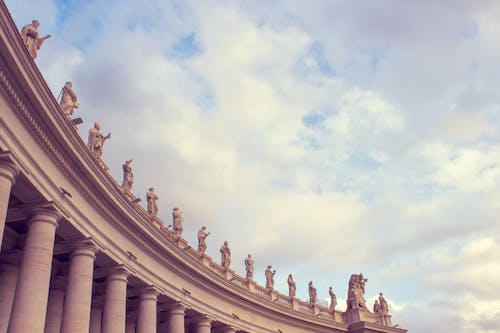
0,2,406,332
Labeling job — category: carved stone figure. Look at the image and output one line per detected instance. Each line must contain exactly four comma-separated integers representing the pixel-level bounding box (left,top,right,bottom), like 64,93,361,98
121,159,134,194
172,207,183,237
347,273,368,311
146,187,158,217
379,292,389,314
329,286,337,313
287,274,296,298
87,122,111,158
20,20,51,59
244,254,254,279
308,281,317,305
59,81,79,116
373,300,380,313
197,226,210,254
265,265,276,289
220,241,231,269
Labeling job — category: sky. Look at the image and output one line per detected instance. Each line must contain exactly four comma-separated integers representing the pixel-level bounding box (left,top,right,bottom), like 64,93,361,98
7,1,500,332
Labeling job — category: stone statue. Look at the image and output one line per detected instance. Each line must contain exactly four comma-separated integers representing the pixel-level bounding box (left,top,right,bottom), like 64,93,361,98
172,207,183,237
308,281,317,305
197,226,210,254
347,273,368,311
121,159,134,194
373,300,380,313
87,122,111,158
287,274,296,298
265,265,276,289
20,20,51,59
379,292,389,314
244,254,254,279
59,81,79,116
220,241,231,269
329,286,337,313
146,187,158,217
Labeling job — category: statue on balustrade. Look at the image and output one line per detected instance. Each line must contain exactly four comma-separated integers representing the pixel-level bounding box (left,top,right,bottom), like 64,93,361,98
146,187,159,217
87,122,111,158
197,226,210,254
59,81,79,116
20,19,51,59
220,241,231,269
308,281,317,305
373,300,380,313
265,265,276,289
378,292,389,314
329,286,337,313
121,159,134,195
244,254,254,279
172,207,183,237
287,274,296,298
347,273,368,311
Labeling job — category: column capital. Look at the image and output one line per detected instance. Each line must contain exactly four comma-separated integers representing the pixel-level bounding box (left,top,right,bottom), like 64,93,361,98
29,204,61,228
168,301,187,315
195,315,213,328
222,326,238,333
0,159,19,184
140,285,160,301
70,239,100,260
107,265,130,283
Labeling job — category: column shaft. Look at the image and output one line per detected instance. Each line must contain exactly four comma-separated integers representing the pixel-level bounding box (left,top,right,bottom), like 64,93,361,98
7,210,59,333
102,268,129,333
60,243,98,333
125,319,135,333
0,264,18,333
89,308,103,333
167,304,185,333
44,289,65,333
136,288,159,333
194,316,212,333
0,161,19,250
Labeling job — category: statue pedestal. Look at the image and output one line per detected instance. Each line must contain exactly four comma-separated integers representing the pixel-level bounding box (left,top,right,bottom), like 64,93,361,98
200,254,212,267
175,237,188,249
344,308,378,325
291,297,299,311
246,279,256,293
312,304,320,316
378,313,393,327
224,268,234,281
270,289,278,301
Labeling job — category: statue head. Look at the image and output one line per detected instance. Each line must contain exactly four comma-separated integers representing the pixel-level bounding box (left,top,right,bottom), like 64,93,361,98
65,81,72,87
32,19,40,28
173,207,179,211
247,254,251,258
149,187,154,191
94,122,100,130
201,226,206,230
223,241,228,245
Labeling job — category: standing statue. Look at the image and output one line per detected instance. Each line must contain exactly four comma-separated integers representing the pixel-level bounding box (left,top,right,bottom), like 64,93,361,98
121,159,134,194
347,273,368,311
87,122,111,158
378,293,389,314
308,281,317,305
329,286,337,313
20,20,51,59
244,254,254,279
287,274,296,298
265,265,276,289
59,81,79,116
373,300,380,313
220,241,231,269
197,226,210,254
146,187,159,217
172,207,183,237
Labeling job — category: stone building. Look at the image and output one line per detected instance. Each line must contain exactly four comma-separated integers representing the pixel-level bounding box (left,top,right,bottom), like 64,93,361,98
0,2,406,333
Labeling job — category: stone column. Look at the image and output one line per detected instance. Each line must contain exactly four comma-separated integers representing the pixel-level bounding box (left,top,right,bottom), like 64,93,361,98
7,208,60,333
125,318,135,333
60,241,99,333
194,316,212,333
136,287,159,333
101,267,129,333
89,307,103,333
0,160,19,249
0,263,18,333
166,303,186,333
44,288,65,333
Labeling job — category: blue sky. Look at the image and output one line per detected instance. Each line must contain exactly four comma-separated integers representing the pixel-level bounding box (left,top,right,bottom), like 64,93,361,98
8,1,500,332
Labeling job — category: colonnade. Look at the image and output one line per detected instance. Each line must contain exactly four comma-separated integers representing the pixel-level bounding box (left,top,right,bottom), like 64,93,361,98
0,159,240,333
